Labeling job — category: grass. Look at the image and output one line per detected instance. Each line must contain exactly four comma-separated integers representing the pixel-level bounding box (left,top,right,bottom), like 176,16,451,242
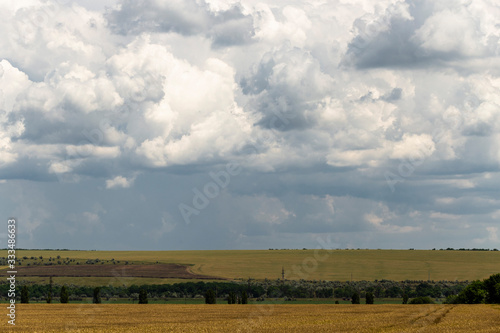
2,304,500,332
8,249,500,283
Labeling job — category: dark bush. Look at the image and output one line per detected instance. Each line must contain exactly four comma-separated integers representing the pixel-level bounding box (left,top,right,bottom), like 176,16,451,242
409,296,435,304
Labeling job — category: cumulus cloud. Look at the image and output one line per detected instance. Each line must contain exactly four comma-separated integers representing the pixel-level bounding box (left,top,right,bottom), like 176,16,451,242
105,175,135,189
106,0,255,47
1,0,499,250
344,0,500,69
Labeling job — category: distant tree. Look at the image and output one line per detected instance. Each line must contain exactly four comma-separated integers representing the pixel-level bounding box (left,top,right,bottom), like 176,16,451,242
241,291,248,304
402,294,409,304
483,273,500,304
456,280,487,304
365,292,374,304
386,286,402,298
21,286,29,303
351,292,360,304
228,292,236,304
130,293,139,303
60,286,69,303
47,277,53,303
416,282,441,298
205,289,216,304
93,287,102,304
335,300,339,304
138,289,148,304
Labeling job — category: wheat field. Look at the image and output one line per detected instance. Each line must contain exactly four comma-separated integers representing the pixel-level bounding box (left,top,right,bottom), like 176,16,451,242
2,304,500,332
13,249,500,282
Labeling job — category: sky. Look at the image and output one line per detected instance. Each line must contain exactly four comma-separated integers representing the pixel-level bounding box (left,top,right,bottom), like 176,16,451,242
1,0,499,250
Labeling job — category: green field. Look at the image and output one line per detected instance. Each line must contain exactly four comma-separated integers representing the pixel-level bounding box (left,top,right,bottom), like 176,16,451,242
7,249,500,284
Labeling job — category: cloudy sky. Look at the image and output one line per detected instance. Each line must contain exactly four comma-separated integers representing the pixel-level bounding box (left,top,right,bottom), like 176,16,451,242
1,0,499,250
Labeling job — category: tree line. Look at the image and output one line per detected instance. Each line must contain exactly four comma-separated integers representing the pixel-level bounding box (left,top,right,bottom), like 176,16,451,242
1,279,471,303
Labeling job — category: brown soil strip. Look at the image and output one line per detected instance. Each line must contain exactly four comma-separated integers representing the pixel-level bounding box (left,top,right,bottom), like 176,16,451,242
15,264,225,280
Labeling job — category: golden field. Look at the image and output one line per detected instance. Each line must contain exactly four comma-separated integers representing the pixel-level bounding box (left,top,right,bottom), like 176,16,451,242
13,249,500,283
2,304,500,332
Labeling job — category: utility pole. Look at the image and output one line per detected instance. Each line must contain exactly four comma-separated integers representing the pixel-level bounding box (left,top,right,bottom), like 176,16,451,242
282,266,285,282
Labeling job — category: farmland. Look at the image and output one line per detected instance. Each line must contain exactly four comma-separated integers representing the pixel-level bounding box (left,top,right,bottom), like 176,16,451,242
2,250,500,331
2,304,500,332
14,263,223,280
7,249,500,283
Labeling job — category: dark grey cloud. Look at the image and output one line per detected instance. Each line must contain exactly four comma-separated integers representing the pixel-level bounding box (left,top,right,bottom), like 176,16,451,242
106,0,255,47
241,46,331,131
343,0,498,70
381,88,403,102
345,15,423,69
209,5,255,47
106,0,211,35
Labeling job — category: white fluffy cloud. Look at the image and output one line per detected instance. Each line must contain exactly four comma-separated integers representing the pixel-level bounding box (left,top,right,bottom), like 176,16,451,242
105,175,134,189
1,0,500,250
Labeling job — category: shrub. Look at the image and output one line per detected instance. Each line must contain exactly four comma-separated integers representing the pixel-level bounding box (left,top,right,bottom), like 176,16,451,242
409,296,435,304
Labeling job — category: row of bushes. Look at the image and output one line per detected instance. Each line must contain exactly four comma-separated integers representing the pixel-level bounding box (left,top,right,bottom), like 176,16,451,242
17,285,103,304
13,274,500,305
1,279,470,301
10,276,500,304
